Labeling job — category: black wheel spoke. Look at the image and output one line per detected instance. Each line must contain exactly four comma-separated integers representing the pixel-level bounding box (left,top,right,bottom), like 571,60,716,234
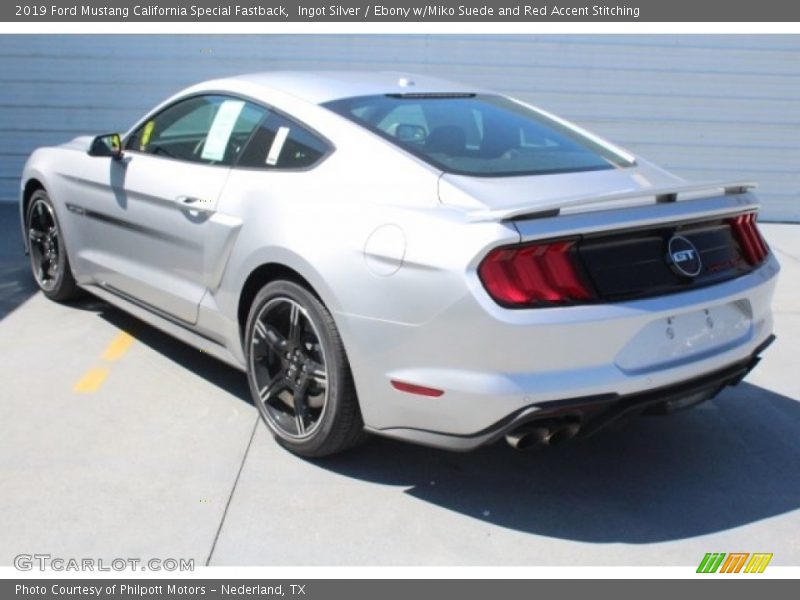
28,228,45,244
306,359,327,388
287,303,302,347
258,374,288,407
293,383,311,435
252,319,288,356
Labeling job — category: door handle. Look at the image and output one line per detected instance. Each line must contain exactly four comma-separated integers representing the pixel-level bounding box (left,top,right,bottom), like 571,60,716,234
176,196,215,213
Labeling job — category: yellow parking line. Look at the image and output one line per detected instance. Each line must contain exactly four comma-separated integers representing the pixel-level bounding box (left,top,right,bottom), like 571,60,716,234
72,368,109,393
72,330,135,394
101,331,135,362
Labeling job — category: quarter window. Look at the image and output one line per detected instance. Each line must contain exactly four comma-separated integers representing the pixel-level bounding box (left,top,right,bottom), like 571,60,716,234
236,113,328,170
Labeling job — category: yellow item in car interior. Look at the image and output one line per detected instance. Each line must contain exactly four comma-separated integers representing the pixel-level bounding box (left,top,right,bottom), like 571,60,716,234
140,120,155,150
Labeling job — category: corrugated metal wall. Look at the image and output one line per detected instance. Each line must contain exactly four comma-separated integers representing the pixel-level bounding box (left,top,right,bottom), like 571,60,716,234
1,34,797,220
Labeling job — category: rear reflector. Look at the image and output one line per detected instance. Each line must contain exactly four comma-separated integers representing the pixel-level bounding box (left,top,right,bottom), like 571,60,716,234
478,239,596,307
729,213,769,265
390,380,444,397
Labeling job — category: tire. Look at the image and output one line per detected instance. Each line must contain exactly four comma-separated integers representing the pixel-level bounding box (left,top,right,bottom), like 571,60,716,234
244,279,366,457
25,189,80,302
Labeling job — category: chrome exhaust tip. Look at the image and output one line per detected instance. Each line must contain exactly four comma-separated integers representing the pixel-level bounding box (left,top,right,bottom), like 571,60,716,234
505,426,550,450
505,418,581,449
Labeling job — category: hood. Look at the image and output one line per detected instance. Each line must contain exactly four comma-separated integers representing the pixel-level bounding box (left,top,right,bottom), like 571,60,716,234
61,135,95,152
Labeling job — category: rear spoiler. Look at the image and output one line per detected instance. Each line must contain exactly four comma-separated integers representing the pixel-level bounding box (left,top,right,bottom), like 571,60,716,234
467,180,757,222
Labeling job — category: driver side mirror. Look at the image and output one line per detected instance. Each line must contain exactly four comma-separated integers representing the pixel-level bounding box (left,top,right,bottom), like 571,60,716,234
88,133,123,160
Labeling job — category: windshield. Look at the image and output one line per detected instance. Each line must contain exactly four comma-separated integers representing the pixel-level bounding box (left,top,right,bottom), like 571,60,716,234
323,94,635,177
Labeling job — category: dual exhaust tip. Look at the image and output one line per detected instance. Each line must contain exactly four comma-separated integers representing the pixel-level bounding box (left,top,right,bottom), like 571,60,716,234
505,418,581,450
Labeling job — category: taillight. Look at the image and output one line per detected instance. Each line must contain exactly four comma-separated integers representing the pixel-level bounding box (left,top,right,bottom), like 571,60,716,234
729,213,769,265
478,239,596,307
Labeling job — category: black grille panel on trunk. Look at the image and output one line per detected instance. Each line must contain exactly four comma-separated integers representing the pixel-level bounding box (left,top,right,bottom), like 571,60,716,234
577,218,761,302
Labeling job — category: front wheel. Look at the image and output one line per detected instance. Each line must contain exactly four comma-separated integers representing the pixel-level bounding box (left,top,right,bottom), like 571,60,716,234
244,280,366,457
25,189,80,302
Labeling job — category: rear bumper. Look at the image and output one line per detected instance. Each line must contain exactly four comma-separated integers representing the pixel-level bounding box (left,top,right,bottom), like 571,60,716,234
345,254,779,449
373,334,775,451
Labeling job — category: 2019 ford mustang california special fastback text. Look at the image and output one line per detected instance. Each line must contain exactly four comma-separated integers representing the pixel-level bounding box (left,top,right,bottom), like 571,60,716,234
20,72,779,456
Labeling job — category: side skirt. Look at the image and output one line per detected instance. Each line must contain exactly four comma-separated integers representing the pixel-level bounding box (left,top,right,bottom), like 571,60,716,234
82,283,246,372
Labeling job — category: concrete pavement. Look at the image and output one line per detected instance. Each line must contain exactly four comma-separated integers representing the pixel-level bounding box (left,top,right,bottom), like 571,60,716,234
1,203,798,566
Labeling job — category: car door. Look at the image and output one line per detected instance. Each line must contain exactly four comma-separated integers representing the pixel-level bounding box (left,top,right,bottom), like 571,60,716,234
71,95,266,324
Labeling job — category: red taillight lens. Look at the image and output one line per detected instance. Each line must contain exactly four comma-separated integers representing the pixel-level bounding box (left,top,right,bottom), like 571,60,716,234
478,239,596,307
729,213,769,265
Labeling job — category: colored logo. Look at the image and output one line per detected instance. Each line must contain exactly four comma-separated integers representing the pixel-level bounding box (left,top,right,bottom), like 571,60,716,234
667,235,702,278
696,552,773,573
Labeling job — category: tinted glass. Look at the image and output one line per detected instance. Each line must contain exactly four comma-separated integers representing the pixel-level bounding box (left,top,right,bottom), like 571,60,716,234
324,94,635,177
127,96,266,166
237,113,328,170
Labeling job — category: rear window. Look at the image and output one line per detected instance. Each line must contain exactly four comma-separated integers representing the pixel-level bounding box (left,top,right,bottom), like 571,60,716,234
323,94,635,177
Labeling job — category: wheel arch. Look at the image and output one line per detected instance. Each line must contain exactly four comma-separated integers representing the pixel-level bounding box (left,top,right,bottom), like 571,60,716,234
21,178,46,252
237,262,326,342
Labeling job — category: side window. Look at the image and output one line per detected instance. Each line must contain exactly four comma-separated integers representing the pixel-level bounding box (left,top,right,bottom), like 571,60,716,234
126,96,266,166
237,113,328,170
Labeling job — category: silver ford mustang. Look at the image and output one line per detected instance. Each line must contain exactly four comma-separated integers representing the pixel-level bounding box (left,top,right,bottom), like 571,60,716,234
20,71,779,456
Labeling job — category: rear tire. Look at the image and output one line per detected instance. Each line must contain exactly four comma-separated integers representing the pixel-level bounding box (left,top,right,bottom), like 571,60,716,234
25,189,80,302
244,280,366,457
